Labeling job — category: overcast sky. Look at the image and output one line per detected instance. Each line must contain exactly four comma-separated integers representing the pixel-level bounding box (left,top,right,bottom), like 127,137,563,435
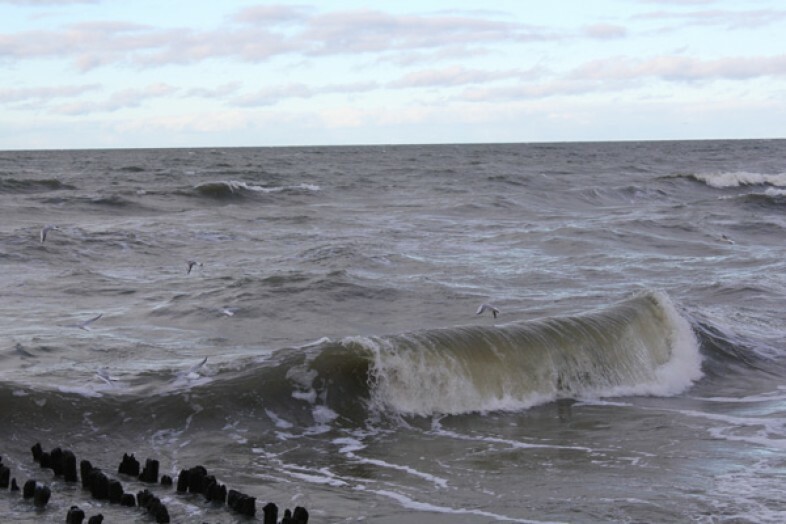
2,0,785,149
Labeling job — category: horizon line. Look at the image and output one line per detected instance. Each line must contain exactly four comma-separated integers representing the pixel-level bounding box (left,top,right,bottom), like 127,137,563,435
2,136,784,154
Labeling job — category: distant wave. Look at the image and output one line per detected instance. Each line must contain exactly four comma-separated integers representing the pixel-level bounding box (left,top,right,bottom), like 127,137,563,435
735,190,786,209
682,171,786,189
192,180,320,200
117,165,146,173
0,177,75,193
765,187,786,198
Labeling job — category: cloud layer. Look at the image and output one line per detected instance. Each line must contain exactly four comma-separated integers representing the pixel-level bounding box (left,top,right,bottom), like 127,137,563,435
1,1,785,147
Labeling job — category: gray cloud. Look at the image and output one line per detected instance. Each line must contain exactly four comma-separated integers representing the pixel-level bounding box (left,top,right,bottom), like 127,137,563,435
232,81,377,107
298,9,553,56
583,23,627,40
460,79,606,103
0,6,558,71
636,8,786,30
185,82,243,99
571,54,786,82
640,0,717,5
208,50,786,109
0,0,97,4
0,83,99,102
389,66,538,89
54,83,176,114
454,53,786,103
233,4,313,25
0,20,292,71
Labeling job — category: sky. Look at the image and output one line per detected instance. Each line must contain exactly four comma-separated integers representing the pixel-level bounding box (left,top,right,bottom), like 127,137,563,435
1,0,785,149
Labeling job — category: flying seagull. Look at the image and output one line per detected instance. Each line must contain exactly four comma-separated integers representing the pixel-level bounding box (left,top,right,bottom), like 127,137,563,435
177,357,208,381
219,307,238,317
186,260,203,275
720,234,735,245
95,367,118,385
188,357,208,374
476,303,500,318
66,313,103,331
40,224,58,243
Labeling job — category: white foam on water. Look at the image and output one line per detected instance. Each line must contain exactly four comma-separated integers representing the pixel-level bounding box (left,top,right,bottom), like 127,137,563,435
200,180,321,193
331,435,449,488
332,437,366,454
355,486,559,524
648,405,786,450
765,187,786,197
312,404,338,425
429,422,596,454
56,384,103,398
702,458,786,523
286,469,348,487
265,408,294,429
690,171,786,188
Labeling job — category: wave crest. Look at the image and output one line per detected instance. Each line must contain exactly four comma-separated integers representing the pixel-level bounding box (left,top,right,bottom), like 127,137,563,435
193,180,320,200
0,177,75,192
685,172,786,189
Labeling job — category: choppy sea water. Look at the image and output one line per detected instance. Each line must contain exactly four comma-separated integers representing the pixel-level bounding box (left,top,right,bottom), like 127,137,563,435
0,140,785,523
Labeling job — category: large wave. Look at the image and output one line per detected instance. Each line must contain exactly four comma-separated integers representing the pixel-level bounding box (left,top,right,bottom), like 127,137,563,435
342,290,703,416
0,291,705,428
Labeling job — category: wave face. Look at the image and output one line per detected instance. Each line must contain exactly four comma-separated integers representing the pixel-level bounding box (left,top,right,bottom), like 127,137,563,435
349,290,702,416
0,177,75,192
192,180,320,200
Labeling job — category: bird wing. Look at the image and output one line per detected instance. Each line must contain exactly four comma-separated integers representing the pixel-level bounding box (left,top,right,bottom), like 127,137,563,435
79,314,103,329
188,357,207,373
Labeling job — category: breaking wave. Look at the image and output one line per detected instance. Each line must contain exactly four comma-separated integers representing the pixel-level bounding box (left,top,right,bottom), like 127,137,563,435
683,171,786,189
352,290,702,416
192,180,320,200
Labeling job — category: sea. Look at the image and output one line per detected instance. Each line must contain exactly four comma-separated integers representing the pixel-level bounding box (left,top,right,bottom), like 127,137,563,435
0,139,785,523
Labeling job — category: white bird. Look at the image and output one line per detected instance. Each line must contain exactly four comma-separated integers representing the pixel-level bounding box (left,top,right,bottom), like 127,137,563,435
40,224,59,243
476,303,500,318
186,260,203,275
187,357,208,374
720,234,735,244
95,367,118,385
66,313,103,331
177,357,208,381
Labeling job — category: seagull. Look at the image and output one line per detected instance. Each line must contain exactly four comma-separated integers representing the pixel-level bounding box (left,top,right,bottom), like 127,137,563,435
95,367,118,385
66,313,103,331
188,357,208,374
720,234,735,245
40,224,59,243
219,307,237,317
186,260,203,275
476,303,500,318
177,357,208,381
